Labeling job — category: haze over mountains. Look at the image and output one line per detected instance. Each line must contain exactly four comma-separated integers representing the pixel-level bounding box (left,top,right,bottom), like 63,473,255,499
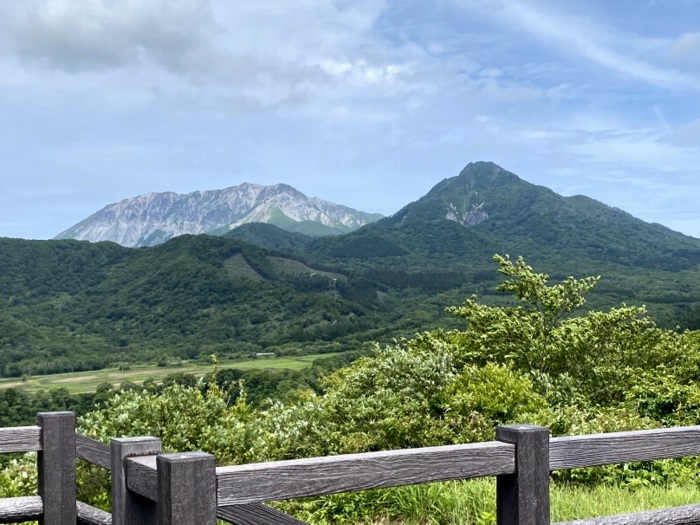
55,183,384,247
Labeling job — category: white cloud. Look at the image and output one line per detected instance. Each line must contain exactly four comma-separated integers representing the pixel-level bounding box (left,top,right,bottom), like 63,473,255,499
0,0,420,116
453,0,700,91
571,130,700,172
0,0,217,71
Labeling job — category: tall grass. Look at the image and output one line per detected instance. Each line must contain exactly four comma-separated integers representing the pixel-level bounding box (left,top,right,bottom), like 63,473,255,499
550,483,700,522
362,480,700,525
378,480,495,525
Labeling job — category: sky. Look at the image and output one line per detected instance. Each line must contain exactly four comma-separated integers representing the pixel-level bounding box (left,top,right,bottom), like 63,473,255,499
2,0,700,240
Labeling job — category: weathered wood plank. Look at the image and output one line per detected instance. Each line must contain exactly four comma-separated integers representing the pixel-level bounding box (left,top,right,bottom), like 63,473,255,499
216,441,515,505
0,426,41,453
157,452,217,525
0,496,43,523
124,455,158,502
217,503,311,525
37,411,77,525
77,501,113,525
497,425,550,525
550,426,700,470
112,437,160,525
554,503,700,525
76,433,111,470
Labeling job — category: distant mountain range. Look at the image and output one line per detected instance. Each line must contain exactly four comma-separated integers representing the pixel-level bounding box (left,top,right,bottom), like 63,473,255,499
5,161,700,376
54,183,384,247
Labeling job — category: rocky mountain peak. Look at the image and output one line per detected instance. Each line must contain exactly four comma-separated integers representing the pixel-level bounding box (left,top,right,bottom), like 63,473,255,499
55,183,383,247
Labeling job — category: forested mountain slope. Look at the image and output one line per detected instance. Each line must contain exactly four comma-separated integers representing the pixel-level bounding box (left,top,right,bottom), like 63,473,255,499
4,162,700,377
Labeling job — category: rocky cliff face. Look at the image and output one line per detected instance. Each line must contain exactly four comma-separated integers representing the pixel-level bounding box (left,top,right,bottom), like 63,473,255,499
55,183,383,247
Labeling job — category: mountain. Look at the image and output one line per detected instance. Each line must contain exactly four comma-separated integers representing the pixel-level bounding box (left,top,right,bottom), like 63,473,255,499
54,183,384,247
223,223,314,251
0,234,388,376
303,161,700,272
291,161,700,324
6,161,700,377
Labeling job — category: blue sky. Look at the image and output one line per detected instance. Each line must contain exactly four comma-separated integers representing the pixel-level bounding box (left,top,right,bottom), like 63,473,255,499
2,0,700,240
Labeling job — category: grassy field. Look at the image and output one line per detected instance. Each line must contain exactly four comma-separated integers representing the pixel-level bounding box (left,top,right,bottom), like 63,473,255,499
0,354,323,394
352,479,700,525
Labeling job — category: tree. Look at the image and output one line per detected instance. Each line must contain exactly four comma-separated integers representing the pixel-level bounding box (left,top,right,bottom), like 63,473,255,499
442,254,695,405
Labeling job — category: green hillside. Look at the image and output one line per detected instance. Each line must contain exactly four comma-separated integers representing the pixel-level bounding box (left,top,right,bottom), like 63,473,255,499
3,162,700,378
223,222,313,250
0,234,422,378
297,162,700,316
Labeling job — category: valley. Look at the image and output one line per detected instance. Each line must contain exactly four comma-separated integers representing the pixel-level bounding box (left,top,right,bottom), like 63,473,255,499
3,162,700,379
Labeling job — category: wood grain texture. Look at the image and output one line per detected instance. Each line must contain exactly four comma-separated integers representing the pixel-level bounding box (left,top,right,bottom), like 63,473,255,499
76,434,111,470
157,452,217,525
111,437,160,525
496,425,550,525
217,503,311,525
554,503,700,525
37,411,77,525
550,426,700,470
77,501,112,525
125,455,158,502
0,426,41,453
216,441,515,505
0,496,43,523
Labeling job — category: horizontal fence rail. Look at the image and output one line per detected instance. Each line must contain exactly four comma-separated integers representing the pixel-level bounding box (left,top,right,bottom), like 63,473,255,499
0,496,43,523
76,501,112,525
2,413,700,524
550,426,700,470
215,441,516,505
124,455,158,502
76,433,111,470
555,503,700,525
0,498,112,525
217,502,311,525
0,426,41,453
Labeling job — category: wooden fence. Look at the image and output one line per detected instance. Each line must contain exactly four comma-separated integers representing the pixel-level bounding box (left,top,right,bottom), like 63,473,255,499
2,412,700,524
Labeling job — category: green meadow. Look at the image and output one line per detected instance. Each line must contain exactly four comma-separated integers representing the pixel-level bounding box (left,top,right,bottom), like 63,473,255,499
0,354,322,394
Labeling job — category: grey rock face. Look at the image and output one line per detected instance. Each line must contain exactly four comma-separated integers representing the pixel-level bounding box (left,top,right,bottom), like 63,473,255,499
55,183,382,247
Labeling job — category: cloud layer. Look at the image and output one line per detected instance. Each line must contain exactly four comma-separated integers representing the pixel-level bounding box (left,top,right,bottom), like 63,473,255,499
2,0,700,238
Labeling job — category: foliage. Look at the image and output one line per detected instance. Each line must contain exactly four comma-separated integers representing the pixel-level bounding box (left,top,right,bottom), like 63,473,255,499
444,255,697,405
255,342,456,459
5,254,700,522
80,381,254,465
441,363,548,442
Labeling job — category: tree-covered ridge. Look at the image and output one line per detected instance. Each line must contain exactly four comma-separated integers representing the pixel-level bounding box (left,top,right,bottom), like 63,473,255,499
328,162,700,273
223,222,314,250
5,162,700,375
0,235,388,375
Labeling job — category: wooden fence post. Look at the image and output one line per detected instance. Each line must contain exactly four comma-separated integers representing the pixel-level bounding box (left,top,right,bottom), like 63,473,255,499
37,411,76,525
157,452,217,525
112,437,162,525
496,424,550,525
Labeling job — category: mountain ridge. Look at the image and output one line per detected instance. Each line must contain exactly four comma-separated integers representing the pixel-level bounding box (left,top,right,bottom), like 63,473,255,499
55,183,384,247
5,161,700,376
297,161,700,274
